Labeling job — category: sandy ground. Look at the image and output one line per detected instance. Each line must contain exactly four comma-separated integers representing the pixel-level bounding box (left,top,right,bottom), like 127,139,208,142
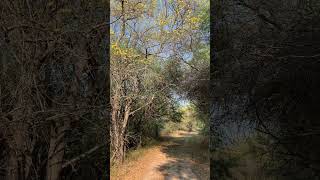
111,131,209,180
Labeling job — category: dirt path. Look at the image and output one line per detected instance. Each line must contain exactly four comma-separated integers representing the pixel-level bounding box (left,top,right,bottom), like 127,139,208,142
111,131,209,180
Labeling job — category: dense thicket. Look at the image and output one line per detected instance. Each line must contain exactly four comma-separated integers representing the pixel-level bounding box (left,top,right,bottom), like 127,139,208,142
0,1,109,180
176,2,210,135
211,0,320,179
110,0,209,165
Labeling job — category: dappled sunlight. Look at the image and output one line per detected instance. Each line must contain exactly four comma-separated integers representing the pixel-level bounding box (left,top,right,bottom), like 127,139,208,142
155,131,209,180
110,0,209,178
157,159,200,180
111,131,209,180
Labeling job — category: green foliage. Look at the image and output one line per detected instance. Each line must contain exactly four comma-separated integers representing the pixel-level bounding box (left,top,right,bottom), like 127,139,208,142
161,104,206,134
163,59,183,85
110,0,210,167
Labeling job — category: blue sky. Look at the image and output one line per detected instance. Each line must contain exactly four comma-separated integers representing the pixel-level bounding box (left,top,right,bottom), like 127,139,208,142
172,91,190,107
111,0,204,108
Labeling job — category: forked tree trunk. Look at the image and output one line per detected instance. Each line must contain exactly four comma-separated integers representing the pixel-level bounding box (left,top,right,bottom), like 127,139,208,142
6,121,33,180
111,122,126,164
114,135,125,163
111,93,131,164
6,79,33,180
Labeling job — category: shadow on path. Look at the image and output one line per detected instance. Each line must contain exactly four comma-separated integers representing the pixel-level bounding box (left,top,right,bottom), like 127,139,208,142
156,131,209,180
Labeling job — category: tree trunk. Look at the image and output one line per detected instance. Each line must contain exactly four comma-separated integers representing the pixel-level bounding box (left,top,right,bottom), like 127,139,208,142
6,123,32,180
6,79,33,180
111,93,131,164
46,119,69,180
111,130,125,164
6,150,18,180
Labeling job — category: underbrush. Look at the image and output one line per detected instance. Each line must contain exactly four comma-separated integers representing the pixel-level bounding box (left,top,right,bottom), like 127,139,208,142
211,136,280,180
110,139,162,178
161,119,205,135
184,134,209,163
161,121,182,134
126,139,160,161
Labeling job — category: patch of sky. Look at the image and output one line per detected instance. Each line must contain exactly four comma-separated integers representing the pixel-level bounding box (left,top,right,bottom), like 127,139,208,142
172,91,190,107
111,0,195,62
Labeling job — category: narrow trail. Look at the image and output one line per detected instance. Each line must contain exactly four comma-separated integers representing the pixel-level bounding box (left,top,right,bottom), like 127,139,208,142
111,131,209,180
